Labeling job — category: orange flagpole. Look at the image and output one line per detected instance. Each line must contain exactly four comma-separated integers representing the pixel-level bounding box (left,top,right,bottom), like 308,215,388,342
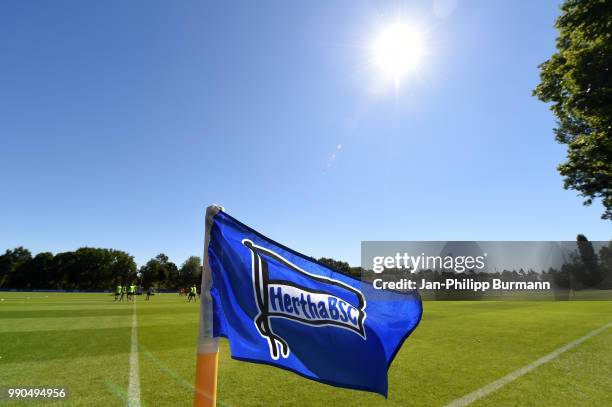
194,205,223,407
194,338,218,407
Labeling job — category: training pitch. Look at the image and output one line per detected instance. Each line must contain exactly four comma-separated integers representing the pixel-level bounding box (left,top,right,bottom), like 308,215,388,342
1,292,611,406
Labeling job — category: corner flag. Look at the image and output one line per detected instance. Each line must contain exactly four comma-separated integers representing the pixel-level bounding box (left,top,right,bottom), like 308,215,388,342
194,205,422,404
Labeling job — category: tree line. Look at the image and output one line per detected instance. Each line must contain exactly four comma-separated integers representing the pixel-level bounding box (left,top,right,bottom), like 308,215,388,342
1,236,610,291
544,235,612,290
0,247,358,291
0,247,202,290
0,247,363,291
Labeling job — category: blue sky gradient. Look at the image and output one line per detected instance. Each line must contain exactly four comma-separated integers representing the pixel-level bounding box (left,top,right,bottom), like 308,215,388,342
1,1,609,266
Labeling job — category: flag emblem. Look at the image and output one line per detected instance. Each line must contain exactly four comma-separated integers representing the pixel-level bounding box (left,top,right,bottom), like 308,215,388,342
243,239,367,360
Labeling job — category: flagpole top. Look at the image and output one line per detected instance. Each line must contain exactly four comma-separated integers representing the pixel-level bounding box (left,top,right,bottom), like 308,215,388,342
206,205,224,217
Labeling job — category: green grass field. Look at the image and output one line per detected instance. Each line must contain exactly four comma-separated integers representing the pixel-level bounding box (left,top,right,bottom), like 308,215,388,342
1,292,611,406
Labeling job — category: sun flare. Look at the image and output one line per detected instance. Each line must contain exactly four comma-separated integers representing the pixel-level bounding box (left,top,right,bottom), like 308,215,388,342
371,23,425,85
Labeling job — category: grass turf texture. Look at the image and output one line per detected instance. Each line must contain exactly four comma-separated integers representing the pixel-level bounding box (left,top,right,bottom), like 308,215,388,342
1,293,611,406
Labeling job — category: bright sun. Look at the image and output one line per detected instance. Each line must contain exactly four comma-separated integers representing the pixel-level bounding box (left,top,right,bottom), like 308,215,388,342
371,23,424,85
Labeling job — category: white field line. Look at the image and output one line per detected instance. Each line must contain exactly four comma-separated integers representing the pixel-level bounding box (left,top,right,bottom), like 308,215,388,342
127,302,141,407
444,322,612,407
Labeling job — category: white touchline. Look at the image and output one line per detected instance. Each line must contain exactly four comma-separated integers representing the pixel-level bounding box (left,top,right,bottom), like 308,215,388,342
444,321,612,407
128,303,142,407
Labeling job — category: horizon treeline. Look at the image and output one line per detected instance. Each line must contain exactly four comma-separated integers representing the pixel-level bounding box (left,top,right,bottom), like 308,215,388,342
1,236,610,291
0,246,361,291
0,247,203,290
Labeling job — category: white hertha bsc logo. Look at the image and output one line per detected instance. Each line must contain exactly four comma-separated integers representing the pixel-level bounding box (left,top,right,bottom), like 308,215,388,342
242,239,367,360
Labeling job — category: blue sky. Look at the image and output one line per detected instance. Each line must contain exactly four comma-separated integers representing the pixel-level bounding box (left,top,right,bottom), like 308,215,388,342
1,1,609,267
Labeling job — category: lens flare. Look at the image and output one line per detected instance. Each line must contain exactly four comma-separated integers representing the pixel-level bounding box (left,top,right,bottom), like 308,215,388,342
371,23,425,86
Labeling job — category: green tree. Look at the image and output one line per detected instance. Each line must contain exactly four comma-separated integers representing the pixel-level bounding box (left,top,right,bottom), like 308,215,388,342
108,249,138,286
598,241,612,288
139,253,178,289
533,0,612,219
52,251,77,290
139,259,159,288
71,248,112,290
51,248,137,290
0,246,136,290
29,252,55,289
0,247,32,288
164,261,179,289
318,257,351,274
155,253,170,284
576,234,602,287
179,256,202,287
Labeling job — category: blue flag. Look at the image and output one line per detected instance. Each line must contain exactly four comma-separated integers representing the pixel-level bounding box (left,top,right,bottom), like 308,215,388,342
202,206,422,397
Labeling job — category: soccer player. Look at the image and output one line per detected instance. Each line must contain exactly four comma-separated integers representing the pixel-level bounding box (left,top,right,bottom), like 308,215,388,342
146,286,153,301
129,284,136,302
188,285,197,302
119,285,126,302
114,284,121,301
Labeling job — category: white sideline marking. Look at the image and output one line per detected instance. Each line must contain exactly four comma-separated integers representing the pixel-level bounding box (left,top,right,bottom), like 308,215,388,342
444,322,612,407
127,303,141,407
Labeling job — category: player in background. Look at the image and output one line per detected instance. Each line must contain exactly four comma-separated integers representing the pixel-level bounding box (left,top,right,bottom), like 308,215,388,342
129,284,136,302
146,286,153,301
119,285,126,302
114,284,121,301
188,285,197,302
